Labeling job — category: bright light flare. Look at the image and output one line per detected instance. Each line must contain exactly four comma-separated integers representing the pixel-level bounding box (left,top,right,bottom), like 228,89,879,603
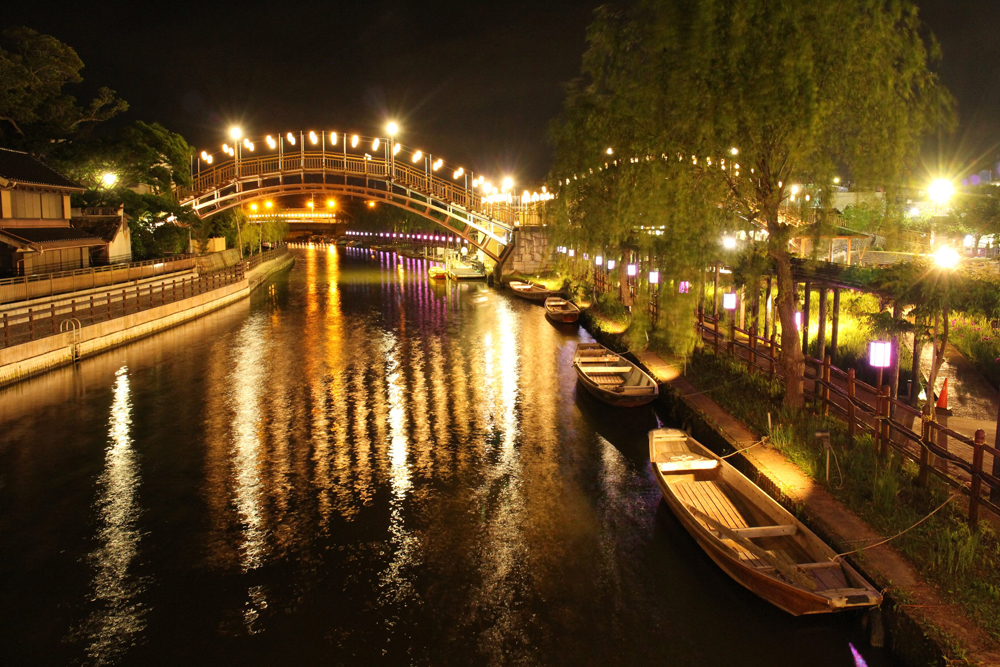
387,122,398,135
286,132,296,145
309,131,318,144
229,126,242,140
351,134,359,148
722,236,737,250
372,138,380,150
933,246,960,269
929,178,955,206
101,172,118,187
393,143,401,155
412,150,423,162
453,167,464,179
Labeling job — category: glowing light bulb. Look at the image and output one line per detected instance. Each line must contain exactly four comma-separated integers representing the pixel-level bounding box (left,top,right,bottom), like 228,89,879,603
309,131,318,144
229,126,242,140
286,132,296,145
393,143,401,155
453,167,464,179
412,150,423,162
351,134,359,148
387,122,398,135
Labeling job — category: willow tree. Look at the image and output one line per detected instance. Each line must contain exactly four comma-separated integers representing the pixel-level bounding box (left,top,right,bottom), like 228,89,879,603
550,0,954,406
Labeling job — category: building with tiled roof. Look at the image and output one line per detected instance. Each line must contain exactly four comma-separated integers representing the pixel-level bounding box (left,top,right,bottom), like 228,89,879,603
0,147,107,276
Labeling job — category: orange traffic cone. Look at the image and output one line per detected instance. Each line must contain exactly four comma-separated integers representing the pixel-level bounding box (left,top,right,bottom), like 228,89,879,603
936,377,949,410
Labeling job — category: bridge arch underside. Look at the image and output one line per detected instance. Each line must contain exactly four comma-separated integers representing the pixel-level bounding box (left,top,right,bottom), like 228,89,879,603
187,173,511,262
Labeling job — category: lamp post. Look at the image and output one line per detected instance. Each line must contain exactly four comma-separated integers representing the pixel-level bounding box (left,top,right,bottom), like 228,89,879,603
387,122,398,181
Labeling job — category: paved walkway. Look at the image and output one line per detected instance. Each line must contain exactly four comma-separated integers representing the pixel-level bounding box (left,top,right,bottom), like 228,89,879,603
635,349,1000,664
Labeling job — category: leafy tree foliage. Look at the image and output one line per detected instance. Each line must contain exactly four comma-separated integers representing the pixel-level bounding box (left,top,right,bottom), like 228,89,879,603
58,121,195,259
0,27,126,151
550,0,954,406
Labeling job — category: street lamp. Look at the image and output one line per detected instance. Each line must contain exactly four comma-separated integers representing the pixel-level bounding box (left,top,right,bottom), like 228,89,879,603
934,246,960,269
928,178,955,208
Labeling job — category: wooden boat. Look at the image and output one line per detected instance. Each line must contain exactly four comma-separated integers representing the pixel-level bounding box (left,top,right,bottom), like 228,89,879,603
509,280,552,301
543,296,580,323
428,265,447,280
648,428,883,616
573,342,658,407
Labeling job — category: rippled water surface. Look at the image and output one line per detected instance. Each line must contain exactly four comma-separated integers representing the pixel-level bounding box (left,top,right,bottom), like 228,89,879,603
0,247,890,665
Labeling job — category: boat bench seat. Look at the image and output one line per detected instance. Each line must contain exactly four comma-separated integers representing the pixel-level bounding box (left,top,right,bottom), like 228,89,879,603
731,525,798,538
658,456,718,472
580,366,631,374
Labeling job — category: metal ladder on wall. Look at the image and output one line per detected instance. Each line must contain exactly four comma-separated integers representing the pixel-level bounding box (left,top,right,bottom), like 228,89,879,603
59,318,82,361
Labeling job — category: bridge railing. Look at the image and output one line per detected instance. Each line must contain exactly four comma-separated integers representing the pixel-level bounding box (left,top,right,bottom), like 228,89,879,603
181,151,543,229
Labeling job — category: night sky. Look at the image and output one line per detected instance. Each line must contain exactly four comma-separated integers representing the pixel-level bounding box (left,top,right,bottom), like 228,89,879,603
6,0,999,183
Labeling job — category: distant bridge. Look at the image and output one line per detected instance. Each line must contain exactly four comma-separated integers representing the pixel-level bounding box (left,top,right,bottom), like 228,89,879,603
176,131,548,261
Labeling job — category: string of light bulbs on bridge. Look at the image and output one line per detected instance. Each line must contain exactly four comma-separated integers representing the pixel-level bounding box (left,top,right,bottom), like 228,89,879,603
193,123,556,207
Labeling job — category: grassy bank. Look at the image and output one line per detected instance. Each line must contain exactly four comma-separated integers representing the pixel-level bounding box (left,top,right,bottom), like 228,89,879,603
684,350,1000,642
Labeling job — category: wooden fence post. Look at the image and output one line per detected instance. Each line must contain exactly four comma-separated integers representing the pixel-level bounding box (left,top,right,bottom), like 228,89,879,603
971,429,985,528
3,313,8,347
50,303,56,334
90,295,95,321
919,403,932,487
28,308,34,340
847,368,856,442
880,385,891,458
822,355,832,416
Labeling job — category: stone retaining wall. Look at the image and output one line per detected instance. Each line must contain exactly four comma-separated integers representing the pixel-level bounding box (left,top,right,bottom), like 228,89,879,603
503,226,553,275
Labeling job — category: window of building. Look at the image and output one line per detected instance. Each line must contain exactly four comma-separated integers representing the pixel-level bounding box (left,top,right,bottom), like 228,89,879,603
41,193,63,219
10,191,63,219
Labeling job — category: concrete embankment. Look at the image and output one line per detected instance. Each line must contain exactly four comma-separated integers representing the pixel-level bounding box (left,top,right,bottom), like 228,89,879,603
633,350,1000,666
0,251,293,388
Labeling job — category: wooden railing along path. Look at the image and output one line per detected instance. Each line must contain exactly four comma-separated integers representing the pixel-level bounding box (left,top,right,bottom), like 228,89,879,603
698,311,1000,527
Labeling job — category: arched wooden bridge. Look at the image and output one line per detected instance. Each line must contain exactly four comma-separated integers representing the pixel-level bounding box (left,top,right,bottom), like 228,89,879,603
175,133,547,261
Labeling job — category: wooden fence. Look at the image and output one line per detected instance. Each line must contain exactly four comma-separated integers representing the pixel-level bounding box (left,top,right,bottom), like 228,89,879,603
1,264,245,350
698,311,1000,527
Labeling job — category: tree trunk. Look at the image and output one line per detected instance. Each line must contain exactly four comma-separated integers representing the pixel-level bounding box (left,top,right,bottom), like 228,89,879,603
890,301,902,401
770,234,805,408
927,308,950,419
909,321,923,408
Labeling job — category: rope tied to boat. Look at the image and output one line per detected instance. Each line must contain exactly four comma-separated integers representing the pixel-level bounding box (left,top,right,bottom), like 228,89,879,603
831,492,960,561
719,438,768,459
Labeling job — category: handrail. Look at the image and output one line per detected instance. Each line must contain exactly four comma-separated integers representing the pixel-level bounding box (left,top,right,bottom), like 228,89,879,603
0,254,197,286
697,313,1000,526
177,151,546,231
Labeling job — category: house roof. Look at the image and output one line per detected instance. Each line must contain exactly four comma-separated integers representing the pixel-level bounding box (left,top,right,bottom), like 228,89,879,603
0,226,105,251
0,148,83,191
71,216,124,243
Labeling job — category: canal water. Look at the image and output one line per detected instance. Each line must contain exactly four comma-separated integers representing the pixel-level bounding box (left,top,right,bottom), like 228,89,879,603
0,247,889,666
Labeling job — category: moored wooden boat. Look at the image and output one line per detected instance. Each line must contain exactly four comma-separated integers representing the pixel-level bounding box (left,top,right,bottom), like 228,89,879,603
648,428,883,616
572,342,658,407
428,265,447,280
543,296,580,323
509,280,553,301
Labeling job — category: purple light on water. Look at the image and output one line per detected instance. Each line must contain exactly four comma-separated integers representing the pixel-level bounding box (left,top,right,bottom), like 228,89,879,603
849,643,868,667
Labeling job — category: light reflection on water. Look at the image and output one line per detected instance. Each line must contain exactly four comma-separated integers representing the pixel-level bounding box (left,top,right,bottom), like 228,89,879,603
80,365,145,664
0,246,890,666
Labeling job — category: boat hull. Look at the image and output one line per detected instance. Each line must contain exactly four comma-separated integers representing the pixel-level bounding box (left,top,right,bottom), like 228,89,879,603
577,377,657,407
649,429,882,616
545,310,580,324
